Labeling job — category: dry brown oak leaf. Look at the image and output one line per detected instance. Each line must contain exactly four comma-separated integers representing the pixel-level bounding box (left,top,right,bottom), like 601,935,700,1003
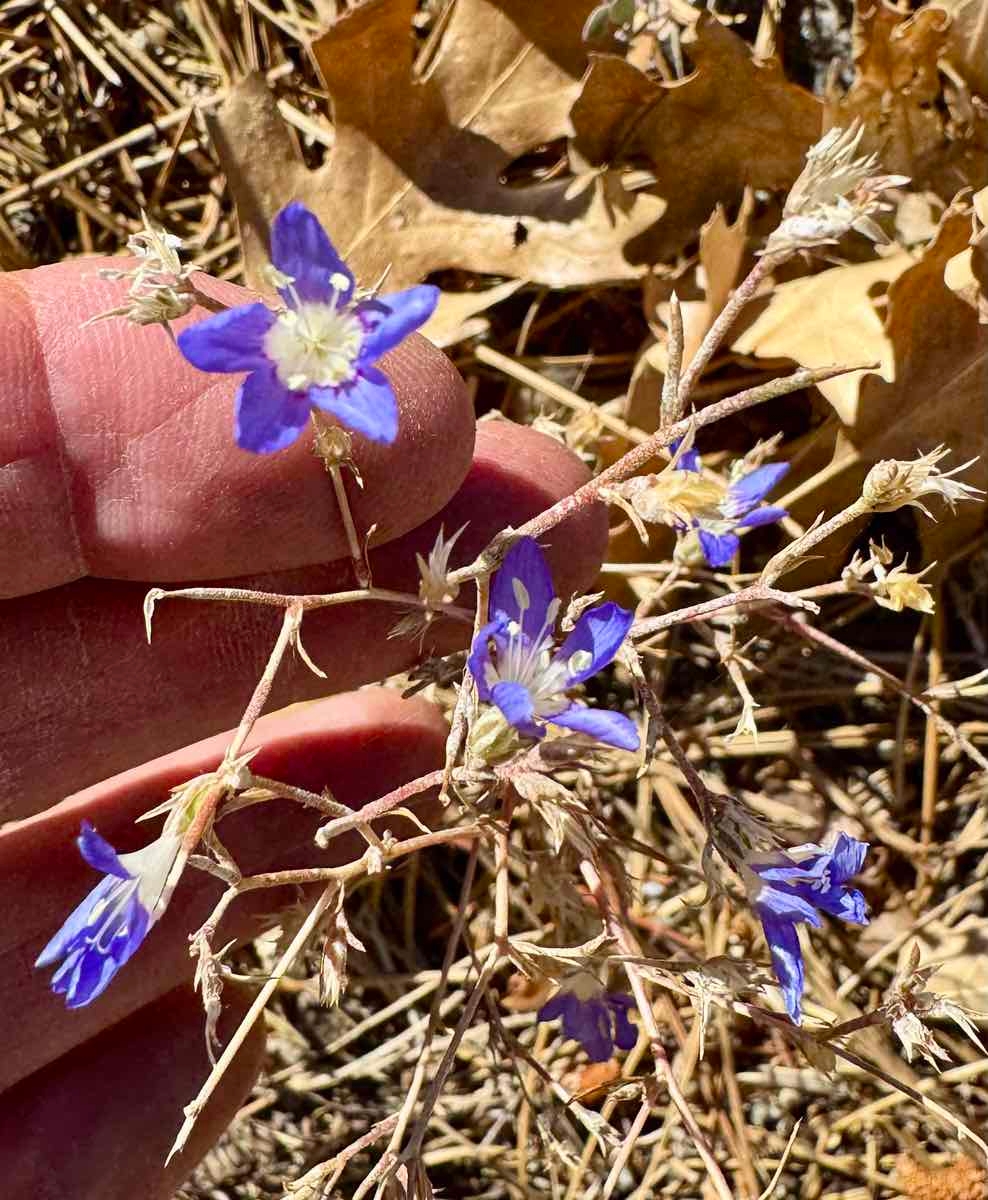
825,0,988,197
569,13,823,264
210,0,664,291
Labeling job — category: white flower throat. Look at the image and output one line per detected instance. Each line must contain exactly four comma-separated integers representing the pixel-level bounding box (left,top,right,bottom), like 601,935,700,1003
265,300,364,392
483,579,593,715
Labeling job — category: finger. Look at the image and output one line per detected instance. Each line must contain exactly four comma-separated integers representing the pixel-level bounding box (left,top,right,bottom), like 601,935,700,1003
0,984,266,1200
1,421,606,812
0,259,474,597
0,687,447,1092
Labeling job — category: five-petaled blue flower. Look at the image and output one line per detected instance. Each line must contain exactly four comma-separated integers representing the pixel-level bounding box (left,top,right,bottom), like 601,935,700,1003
745,833,869,1023
36,822,181,1008
674,448,789,569
177,202,439,454
468,537,639,751
539,981,637,1061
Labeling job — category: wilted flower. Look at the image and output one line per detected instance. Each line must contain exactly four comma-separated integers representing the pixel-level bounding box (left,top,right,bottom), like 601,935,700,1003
618,450,789,568
862,446,983,516
177,202,438,454
884,944,988,1069
873,558,936,615
468,537,639,750
539,975,637,1061
744,833,869,1022
36,822,184,1008
763,123,909,257
87,212,197,330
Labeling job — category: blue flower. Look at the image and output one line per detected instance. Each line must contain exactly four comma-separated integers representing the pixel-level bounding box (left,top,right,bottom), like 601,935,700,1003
539,983,637,1061
177,202,439,454
36,822,182,1008
746,833,869,1023
468,538,639,751
672,451,789,568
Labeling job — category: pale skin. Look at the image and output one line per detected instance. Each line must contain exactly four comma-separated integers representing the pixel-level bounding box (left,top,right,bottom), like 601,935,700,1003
0,261,608,1198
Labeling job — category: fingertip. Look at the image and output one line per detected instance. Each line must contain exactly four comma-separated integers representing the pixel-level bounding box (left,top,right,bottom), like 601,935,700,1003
461,420,609,598
0,984,266,1200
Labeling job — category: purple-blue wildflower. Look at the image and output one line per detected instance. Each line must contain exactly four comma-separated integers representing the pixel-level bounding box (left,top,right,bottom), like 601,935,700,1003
177,202,438,454
539,983,637,1061
745,833,869,1022
35,821,181,1008
673,448,789,568
468,538,639,751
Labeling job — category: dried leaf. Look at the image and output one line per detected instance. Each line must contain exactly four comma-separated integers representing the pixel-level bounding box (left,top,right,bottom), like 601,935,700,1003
421,280,526,347
935,0,988,101
826,0,988,195
855,200,988,559
943,184,988,321
676,191,755,370
731,253,913,425
212,0,664,290
570,15,822,261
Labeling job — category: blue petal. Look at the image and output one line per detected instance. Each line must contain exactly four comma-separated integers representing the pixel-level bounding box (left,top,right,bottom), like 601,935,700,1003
828,833,869,884
555,601,633,684
270,202,354,304
35,875,116,968
77,822,131,879
40,882,151,1007
359,285,439,361
489,538,557,639
725,463,789,514
608,996,638,1050
809,884,868,925
177,303,275,373
234,366,311,454
755,881,823,928
550,704,640,751
575,1001,614,1062
670,438,701,473
738,505,788,529
538,992,571,1023
490,680,541,739
760,912,805,1022
467,617,507,703
311,365,398,444
697,528,739,567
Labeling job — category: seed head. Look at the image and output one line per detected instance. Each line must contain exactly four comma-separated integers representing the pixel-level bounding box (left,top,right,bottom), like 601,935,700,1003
763,123,909,257
862,446,983,517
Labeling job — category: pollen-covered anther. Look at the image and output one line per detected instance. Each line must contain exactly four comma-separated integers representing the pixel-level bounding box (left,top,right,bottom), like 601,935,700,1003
265,302,364,391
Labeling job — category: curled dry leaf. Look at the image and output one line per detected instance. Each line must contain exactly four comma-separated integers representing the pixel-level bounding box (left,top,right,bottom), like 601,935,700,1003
570,14,822,262
935,0,988,100
211,0,664,290
826,0,988,195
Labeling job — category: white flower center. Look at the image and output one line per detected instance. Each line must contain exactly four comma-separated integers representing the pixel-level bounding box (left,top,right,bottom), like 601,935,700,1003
265,301,364,392
483,591,572,716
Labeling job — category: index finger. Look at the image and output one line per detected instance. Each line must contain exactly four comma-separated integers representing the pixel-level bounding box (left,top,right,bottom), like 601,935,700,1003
0,260,474,598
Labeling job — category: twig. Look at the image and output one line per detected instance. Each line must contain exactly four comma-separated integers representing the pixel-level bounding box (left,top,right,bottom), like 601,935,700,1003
168,883,336,1162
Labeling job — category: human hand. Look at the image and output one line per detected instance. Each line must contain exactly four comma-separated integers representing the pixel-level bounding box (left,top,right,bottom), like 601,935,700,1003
0,260,607,1198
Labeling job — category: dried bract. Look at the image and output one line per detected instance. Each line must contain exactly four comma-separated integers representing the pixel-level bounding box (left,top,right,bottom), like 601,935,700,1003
86,212,197,330
862,446,983,517
885,944,988,1069
763,123,909,257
